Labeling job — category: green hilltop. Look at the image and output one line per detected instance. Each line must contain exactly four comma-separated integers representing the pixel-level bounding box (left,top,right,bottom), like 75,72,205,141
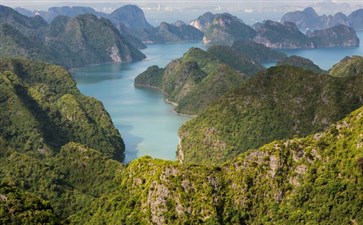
135,47,247,115
277,55,325,73
178,64,363,165
329,55,363,77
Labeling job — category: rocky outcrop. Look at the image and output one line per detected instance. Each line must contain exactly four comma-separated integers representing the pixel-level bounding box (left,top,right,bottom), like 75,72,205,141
146,21,203,44
191,12,256,46
348,9,363,31
190,12,214,32
307,24,360,48
281,7,363,31
253,20,315,49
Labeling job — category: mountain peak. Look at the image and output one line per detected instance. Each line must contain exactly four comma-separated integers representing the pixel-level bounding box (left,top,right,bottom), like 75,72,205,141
303,7,319,17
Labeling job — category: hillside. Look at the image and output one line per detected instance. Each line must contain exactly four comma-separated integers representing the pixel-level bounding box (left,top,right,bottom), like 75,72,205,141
231,40,287,63
178,65,363,165
0,5,145,68
277,55,325,73
0,58,362,224
207,45,265,77
0,58,125,160
72,106,363,224
0,58,125,222
135,48,246,114
329,55,363,77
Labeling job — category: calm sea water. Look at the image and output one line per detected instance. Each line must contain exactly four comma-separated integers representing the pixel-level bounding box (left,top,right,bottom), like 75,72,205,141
264,31,363,69
72,42,205,163
72,32,362,163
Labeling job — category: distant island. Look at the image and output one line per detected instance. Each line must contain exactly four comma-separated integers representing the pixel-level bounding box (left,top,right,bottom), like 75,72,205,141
10,5,362,50
281,7,363,32
0,5,145,68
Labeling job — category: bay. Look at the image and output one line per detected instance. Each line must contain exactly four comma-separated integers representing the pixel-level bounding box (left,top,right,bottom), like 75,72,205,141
72,32,362,163
72,42,204,163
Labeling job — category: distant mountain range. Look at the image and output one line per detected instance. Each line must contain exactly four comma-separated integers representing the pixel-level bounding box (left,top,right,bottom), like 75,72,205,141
14,5,204,45
281,7,363,32
190,12,360,48
0,5,146,68
12,5,362,50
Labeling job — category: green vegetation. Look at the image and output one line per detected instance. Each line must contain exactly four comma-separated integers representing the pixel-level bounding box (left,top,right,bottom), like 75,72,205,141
179,65,363,165
207,45,264,77
72,106,363,224
277,55,325,73
231,40,287,63
0,183,60,224
0,58,124,160
134,65,164,88
0,58,362,224
329,56,363,77
135,48,246,114
0,5,145,68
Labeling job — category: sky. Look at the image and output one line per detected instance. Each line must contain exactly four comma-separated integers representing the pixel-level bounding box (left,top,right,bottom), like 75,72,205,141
1,0,362,25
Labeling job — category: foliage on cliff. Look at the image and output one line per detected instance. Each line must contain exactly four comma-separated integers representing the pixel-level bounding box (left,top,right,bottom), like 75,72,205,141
1,58,362,224
207,45,264,77
135,48,246,114
231,40,287,63
329,56,363,77
72,106,363,224
0,58,125,160
178,65,363,165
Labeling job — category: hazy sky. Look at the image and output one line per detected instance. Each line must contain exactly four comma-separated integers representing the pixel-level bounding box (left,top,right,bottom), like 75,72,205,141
2,0,362,25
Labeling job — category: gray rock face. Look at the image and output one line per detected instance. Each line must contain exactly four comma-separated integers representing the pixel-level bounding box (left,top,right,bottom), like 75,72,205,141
253,20,315,49
146,21,203,44
348,9,363,31
307,24,360,48
281,7,363,31
191,12,256,46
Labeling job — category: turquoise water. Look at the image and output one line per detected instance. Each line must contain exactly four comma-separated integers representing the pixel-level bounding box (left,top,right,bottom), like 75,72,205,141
72,42,204,163
72,33,362,163
269,31,363,69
